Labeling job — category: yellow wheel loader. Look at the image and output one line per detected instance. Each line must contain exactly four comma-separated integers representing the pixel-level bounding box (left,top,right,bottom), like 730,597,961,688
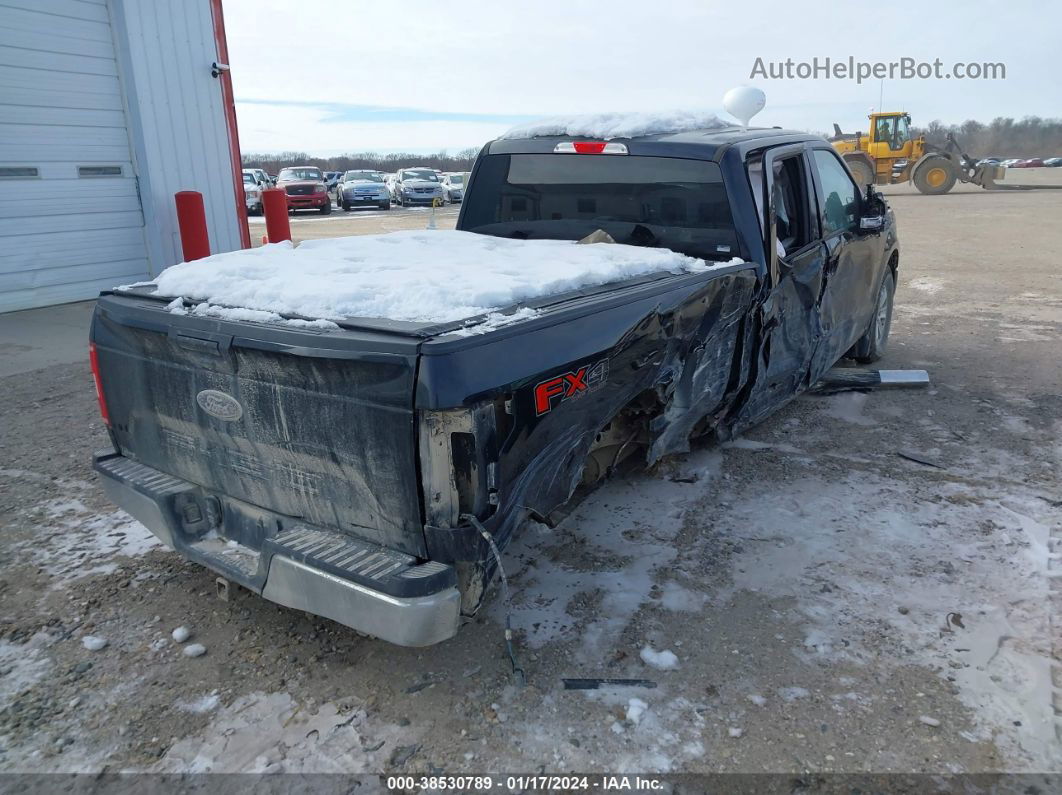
829,112,1056,195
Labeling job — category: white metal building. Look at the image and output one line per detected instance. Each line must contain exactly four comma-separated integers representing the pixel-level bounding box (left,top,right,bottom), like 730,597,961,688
0,0,248,313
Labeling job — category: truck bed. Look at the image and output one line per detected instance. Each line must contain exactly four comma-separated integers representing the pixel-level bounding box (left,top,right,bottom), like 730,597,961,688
92,259,758,645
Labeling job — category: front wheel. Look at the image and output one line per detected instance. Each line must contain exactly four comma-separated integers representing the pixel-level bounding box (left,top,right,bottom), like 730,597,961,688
851,268,895,363
320,202,331,215
913,157,957,195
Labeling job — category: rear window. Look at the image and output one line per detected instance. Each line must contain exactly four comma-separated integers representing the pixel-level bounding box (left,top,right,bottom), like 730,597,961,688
461,153,738,260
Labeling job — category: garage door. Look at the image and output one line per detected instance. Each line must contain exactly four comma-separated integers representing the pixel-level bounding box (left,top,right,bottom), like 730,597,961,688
0,0,150,313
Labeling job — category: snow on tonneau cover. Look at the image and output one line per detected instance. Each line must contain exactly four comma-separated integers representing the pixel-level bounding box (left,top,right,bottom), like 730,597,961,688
95,231,732,557
139,230,726,329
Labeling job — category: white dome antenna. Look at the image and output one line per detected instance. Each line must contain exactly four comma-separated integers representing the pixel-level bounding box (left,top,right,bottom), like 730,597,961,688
723,86,766,128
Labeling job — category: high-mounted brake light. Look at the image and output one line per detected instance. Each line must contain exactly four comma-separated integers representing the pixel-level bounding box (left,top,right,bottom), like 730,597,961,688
88,342,110,426
553,141,628,155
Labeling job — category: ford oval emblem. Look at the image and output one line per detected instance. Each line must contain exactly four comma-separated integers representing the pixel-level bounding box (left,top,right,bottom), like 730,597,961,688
196,389,243,422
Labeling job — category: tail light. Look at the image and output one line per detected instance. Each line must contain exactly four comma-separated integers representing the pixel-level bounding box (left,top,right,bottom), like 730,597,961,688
554,141,629,155
88,342,111,426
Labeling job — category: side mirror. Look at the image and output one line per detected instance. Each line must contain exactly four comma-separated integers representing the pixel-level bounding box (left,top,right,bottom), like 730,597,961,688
859,185,886,233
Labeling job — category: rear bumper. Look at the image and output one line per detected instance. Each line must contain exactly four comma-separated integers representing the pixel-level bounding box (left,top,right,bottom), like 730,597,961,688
94,451,461,647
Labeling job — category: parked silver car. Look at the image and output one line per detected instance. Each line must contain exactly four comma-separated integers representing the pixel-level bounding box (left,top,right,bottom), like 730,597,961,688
441,172,468,204
390,168,443,206
335,170,390,211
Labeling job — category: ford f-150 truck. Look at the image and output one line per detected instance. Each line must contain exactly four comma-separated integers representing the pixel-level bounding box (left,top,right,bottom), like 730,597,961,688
90,123,898,646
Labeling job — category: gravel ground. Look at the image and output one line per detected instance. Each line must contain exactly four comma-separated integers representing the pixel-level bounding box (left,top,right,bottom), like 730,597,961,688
0,184,1059,775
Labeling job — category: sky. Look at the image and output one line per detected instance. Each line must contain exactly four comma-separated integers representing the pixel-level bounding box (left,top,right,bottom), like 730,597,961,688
224,0,1061,155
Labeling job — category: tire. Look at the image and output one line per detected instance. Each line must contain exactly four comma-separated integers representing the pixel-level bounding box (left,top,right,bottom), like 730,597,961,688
341,200,350,211
913,157,957,195
851,268,895,363
320,202,331,215
379,201,390,210
844,157,874,189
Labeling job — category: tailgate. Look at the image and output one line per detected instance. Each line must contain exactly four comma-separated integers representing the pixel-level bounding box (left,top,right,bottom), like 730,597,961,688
91,296,427,557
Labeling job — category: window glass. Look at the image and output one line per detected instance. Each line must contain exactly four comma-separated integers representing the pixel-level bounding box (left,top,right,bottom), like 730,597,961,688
461,154,738,261
874,116,909,151
813,150,858,235
0,167,39,179
78,165,122,177
771,155,811,253
278,168,322,181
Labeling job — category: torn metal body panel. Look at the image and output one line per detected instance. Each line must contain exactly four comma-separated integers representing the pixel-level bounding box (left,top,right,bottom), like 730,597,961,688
91,125,900,645
417,264,760,566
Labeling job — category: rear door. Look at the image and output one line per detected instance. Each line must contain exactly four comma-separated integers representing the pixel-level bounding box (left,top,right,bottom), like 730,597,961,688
755,144,829,404
92,296,427,556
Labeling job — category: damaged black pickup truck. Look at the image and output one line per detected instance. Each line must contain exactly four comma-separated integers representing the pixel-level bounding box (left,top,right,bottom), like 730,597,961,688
90,125,898,646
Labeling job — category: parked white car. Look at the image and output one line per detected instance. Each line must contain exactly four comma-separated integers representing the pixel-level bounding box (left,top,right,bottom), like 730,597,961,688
243,167,272,187
241,171,263,215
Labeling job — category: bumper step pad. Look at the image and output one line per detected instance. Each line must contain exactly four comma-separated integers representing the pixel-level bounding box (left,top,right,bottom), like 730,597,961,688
265,527,455,598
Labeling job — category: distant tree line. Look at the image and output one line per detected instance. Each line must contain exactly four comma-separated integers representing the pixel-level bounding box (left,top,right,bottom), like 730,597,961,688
243,117,1062,173
241,148,482,174
913,116,1062,158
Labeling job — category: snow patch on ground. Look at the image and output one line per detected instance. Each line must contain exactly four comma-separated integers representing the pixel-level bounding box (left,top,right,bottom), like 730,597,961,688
155,692,410,773
640,647,680,670
820,392,877,426
0,636,53,709
777,686,810,702
19,492,161,583
502,111,730,141
497,463,714,656
176,694,220,713
136,230,734,324
908,276,947,294
716,469,1058,769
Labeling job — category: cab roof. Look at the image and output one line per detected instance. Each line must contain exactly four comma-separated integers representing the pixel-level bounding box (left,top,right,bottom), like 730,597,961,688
488,126,821,162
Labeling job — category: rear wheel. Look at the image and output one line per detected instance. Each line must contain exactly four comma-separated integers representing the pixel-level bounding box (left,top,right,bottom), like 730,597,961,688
851,268,895,363
913,157,957,195
845,158,875,190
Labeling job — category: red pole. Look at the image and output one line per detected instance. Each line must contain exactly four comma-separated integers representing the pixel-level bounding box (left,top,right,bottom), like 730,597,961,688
208,0,251,249
262,188,291,243
174,191,210,261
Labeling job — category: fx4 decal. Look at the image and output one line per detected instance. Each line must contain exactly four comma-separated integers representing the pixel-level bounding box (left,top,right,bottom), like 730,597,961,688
533,359,609,416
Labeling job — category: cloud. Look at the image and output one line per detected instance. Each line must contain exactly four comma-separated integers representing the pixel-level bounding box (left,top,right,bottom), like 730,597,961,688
235,102,511,154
